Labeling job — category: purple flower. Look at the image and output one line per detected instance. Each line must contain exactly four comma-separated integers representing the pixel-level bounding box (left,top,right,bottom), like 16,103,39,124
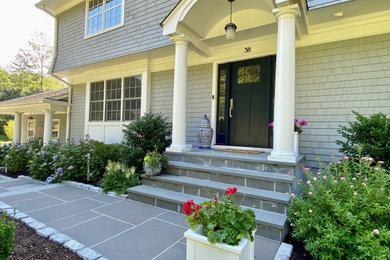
70,140,75,143
52,155,58,160
56,167,63,173
299,120,307,126
68,165,74,170
26,150,32,154
89,172,93,177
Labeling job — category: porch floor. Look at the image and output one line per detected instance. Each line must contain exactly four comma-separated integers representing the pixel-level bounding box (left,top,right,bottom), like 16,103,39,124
0,175,280,260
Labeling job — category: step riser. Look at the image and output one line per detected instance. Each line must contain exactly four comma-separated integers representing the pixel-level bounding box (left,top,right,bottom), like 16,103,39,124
168,154,295,174
142,178,287,214
164,167,292,193
127,192,287,241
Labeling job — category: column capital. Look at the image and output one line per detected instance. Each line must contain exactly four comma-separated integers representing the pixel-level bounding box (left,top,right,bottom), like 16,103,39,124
170,34,190,45
272,4,300,21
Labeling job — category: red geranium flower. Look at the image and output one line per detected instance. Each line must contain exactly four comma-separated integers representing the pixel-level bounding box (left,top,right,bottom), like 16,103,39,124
183,200,200,216
225,187,237,195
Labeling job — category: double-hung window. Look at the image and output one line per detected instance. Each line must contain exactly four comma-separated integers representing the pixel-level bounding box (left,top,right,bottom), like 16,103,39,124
52,119,60,141
89,75,141,122
87,0,123,36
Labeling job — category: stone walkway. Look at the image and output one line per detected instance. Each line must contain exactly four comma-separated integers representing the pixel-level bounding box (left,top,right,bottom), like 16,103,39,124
0,175,280,260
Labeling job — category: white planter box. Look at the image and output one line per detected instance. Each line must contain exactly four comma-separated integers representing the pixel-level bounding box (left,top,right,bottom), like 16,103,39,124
184,226,255,260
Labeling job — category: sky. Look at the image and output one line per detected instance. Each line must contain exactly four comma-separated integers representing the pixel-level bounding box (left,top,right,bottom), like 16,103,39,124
0,0,54,69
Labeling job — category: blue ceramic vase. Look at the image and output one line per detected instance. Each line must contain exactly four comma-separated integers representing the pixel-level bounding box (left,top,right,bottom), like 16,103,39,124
197,115,213,149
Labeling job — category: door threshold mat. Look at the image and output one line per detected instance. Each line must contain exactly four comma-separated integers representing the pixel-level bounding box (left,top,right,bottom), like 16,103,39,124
214,149,264,154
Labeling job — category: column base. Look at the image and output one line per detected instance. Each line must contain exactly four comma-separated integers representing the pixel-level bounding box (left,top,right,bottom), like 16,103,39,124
267,151,298,164
166,144,193,153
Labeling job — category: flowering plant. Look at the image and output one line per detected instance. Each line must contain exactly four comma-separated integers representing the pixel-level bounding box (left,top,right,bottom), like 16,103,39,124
288,156,390,259
183,187,256,246
268,118,307,134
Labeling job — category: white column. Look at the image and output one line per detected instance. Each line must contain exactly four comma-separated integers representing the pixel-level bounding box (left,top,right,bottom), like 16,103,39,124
13,112,22,144
43,109,53,144
166,35,192,152
268,4,300,163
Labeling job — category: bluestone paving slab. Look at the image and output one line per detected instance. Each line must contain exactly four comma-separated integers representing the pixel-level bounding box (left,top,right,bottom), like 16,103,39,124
60,216,133,247
0,179,33,188
254,236,280,260
0,192,44,203
11,195,65,212
0,187,8,193
155,242,186,260
27,198,104,223
39,185,99,201
95,200,166,225
48,211,102,230
156,211,189,229
93,219,186,260
89,193,124,204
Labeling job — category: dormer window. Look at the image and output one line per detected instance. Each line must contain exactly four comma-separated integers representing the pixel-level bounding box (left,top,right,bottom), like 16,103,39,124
86,0,124,37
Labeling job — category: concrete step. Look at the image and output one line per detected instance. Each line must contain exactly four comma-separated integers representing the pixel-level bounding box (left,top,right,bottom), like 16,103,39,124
166,150,304,174
142,174,290,214
127,185,288,242
164,161,293,193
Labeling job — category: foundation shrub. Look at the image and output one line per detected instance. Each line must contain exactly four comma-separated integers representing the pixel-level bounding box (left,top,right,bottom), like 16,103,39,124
0,212,16,259
3,140,40,173
99,160,140,194
0,144,11,167
122,112,171,172
28,142,61,181
337,111,390,168
89,142,124,180
288,157,390,259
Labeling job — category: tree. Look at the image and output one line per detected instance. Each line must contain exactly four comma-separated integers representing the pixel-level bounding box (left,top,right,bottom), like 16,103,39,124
8,31,63,93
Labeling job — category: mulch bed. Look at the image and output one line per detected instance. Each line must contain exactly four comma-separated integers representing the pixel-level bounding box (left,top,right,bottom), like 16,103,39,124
284,233,313,260
7,217,82,260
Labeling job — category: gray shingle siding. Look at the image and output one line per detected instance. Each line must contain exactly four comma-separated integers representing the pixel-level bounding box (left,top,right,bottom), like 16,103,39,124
54,0,179,72
150,64,213,145
69,84,86,140
295,33,390,168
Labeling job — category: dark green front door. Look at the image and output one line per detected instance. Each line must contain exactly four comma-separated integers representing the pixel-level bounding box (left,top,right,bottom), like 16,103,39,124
216,56,274,148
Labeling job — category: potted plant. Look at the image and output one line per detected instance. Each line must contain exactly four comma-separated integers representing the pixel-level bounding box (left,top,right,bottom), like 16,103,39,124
269,118,307,154
143,150,168,176
183,187,257,260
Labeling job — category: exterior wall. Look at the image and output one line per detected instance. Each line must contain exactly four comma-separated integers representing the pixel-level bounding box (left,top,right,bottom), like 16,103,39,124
69,84,86,140
150,64,213,145
296,33,390,168
54,0,179,72
21,114,67,144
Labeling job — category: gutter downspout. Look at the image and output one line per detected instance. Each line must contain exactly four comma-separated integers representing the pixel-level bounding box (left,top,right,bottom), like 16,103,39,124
41,4,73,141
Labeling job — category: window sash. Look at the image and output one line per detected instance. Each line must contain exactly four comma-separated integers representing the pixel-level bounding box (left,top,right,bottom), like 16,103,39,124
87,0,123,36
52,119,60,140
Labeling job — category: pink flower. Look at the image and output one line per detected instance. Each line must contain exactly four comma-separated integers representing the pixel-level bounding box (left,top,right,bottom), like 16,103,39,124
374,167,379,171
340,177,345,181
350,185,354,188
294,118,299,124
304,167,310,171
362,183,366,186
287,171,292,175
347,212,351,215
334,180,338,183
343,156,349,160
308,192,313,196
336,161,342,164
373,229,380,235
354,192,358,196
364,178,368,181
323,175,327,179
290,193,296,198
313,177,317,181
329,162,333,166
352,177,356,181
357,172,361,175
308,209,313,213
268,122,274,127
306,180,311,184
299,120,307,126
378,161,384,164
294,212,298,216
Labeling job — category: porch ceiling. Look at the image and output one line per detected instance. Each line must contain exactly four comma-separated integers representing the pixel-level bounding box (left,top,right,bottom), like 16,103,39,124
0,100,69,115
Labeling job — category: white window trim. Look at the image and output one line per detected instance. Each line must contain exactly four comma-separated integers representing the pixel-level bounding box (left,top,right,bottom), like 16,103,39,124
84,0,125,39
52,119,60,141
27,119,36,140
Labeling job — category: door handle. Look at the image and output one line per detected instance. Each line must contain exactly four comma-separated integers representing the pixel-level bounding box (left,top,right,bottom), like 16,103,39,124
229,98,233,118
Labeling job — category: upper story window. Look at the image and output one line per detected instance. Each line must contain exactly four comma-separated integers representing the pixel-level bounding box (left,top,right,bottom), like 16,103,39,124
87,0,123,36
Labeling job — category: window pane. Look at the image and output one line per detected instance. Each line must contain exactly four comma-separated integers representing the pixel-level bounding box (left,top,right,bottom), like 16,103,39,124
90,102,103,121
105,100,121,121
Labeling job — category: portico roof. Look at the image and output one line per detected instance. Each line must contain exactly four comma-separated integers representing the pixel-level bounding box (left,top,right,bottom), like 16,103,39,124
0,88,69,115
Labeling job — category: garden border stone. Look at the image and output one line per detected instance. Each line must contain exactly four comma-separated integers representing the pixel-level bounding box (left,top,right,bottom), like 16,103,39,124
273,242,293,260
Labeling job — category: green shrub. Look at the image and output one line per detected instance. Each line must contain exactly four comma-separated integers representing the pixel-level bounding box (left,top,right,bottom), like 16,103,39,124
288,156,390,259
90,142,124,180
28,142,61,181
337,111,390,168
3,120,13,141
3,140,41,173
99,160,140,194
121,112,171,172
0,212,16,259
0,144,11,167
